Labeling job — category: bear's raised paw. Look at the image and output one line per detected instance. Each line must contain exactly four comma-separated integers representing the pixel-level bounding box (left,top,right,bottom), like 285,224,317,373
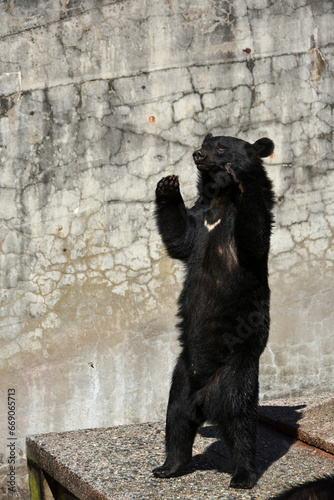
156,175,180,200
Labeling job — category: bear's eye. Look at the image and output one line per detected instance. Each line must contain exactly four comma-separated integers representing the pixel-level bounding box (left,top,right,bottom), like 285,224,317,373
218,145,227,153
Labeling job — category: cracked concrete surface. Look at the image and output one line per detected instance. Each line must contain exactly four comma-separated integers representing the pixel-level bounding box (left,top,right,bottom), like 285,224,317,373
0,0,333,497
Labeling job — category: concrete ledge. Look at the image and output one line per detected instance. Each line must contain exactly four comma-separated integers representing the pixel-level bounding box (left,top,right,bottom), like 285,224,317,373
26,392,334,499
259,391,334,454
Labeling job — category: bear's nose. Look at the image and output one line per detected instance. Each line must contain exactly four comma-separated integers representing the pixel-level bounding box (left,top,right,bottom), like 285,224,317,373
193,150,206,161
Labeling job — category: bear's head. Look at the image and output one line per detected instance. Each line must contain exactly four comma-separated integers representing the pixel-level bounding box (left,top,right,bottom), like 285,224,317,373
193,134,274,173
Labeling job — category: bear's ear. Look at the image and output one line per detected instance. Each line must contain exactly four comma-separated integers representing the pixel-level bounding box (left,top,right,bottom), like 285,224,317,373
252,138,274,158
203,133,213,143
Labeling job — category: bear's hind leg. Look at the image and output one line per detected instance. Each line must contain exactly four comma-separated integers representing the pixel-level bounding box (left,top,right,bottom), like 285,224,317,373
153,408,199,478
227,416,258,489
211,364,259,489
153,359,204,478
221,401,258,488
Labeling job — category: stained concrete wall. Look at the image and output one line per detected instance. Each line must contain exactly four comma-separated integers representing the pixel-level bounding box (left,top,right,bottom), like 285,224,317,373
0,0,333,496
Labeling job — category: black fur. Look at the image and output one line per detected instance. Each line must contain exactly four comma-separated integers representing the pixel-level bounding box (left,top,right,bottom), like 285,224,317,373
153,134,275,489
272,475,334,499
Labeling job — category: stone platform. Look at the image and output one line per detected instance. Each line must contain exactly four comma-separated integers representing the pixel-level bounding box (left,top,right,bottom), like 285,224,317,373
26,392,334,499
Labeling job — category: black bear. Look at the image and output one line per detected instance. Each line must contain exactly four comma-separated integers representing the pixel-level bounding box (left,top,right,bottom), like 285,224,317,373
153,133,275,489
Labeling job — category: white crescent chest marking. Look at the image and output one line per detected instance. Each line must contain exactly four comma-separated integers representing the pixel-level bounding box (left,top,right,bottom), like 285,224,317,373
204,218,221,232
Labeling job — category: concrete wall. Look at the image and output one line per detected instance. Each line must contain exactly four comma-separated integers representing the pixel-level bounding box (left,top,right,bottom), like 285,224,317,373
0,0,333,496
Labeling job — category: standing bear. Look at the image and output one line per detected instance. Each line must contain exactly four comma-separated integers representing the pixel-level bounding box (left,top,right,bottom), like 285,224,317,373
153,134,275,489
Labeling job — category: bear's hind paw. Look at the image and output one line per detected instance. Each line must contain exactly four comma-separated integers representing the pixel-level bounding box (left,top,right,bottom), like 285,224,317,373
152,462,185,478
230,470,257,489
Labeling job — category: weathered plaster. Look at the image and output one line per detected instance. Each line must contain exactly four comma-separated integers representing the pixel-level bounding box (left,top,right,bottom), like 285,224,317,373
0,0,333,496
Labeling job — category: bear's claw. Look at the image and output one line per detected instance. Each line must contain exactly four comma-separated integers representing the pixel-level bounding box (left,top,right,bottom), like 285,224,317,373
156,175,180,198
225,163,244,195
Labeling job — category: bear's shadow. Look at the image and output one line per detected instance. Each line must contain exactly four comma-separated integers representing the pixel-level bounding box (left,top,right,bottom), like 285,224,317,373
178,405,304,480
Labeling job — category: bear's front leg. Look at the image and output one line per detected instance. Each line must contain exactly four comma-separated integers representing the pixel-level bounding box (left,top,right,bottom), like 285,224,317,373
155,175,195,260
